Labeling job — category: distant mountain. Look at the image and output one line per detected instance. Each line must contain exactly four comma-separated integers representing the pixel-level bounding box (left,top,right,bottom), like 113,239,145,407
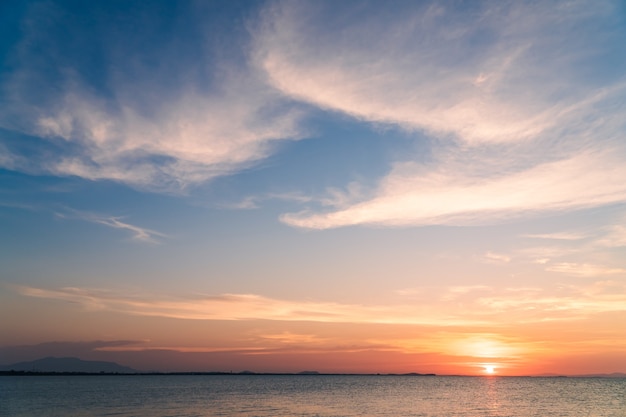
400,372,437,376
0,357,137,373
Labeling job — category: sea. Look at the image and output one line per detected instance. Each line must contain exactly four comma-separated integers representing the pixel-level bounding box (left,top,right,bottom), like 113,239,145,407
1,374,624,416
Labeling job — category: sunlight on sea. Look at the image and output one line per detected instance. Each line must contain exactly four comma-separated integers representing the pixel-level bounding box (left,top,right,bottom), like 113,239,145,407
1,375,624,416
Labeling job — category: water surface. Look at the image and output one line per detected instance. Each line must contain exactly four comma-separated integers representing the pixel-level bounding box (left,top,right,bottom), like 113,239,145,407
1,375,624,416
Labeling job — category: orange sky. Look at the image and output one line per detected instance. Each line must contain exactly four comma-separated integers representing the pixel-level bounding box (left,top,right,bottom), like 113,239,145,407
2,288,625,375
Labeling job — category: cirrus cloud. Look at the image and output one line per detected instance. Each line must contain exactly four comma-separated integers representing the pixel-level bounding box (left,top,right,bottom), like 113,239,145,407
12,282,626,326
253,0,626,229
0,2,305,192
281,150,626,229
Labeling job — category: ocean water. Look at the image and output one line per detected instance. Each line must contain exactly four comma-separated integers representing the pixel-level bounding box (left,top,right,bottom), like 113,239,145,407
1,375,624,416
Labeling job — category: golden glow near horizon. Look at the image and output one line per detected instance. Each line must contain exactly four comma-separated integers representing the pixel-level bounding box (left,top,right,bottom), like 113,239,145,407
4,282,625,375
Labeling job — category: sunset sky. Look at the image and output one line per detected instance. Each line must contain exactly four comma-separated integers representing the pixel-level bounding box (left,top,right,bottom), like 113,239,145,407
1,0,626,376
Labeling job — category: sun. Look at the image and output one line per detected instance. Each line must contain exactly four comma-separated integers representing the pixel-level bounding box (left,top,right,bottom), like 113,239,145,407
484,365,496,374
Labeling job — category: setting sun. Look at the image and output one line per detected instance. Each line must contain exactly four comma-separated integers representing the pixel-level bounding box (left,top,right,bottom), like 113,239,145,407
484,366,496,374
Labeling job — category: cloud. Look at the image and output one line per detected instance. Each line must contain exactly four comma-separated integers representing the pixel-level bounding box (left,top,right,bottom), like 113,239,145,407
483,252,511,264
30,79,304,191
515,220,626,269
595,224,626,248
56,209,166,243
12,283,626,327
545,263,626,277
523,232,590,241
254,0,623,144
12,285,470,325
252,1,626,229
217,191,315,210
257,331,328,346
281,150,626,228
0,2,304,192
88,216,165,244
2,0,625,229
476,288,626,317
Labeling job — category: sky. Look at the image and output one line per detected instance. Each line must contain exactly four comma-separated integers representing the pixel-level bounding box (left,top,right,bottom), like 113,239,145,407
1,0,626,376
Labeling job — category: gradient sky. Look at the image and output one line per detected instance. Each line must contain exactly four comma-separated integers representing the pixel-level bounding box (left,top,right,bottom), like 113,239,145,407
1,0,626,376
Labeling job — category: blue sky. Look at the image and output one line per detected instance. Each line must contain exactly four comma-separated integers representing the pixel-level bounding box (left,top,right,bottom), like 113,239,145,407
1,0,626,375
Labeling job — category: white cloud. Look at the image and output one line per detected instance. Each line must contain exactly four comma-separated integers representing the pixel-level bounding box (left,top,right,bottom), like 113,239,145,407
255,2,626,229
3,0,625,230
30,78,304,191
93,217,166,244
281,150,626,229
56,209,166,243
254,1,622,145
0,3,305,192
253,1,626,229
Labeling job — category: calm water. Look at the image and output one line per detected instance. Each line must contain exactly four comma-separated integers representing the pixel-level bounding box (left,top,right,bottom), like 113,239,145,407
1,375,624,416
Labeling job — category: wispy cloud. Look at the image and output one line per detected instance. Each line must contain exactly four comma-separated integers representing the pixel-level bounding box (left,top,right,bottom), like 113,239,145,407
515,220,626,268
523,232,590,241
257,331,328,346
595,224,626,248
545,263,626,277
0,2,304,192
483,252,511,264
56,209,166,243
252,1,626,229
256,2,554,144
2,0,625,234
12,282,626,326
281,150,626,228
217,191,315,210
256,1,623,143
12,285,470,326
91,216,166,244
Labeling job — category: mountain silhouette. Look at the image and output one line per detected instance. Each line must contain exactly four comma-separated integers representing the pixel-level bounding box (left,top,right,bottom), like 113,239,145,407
0,357,136,373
